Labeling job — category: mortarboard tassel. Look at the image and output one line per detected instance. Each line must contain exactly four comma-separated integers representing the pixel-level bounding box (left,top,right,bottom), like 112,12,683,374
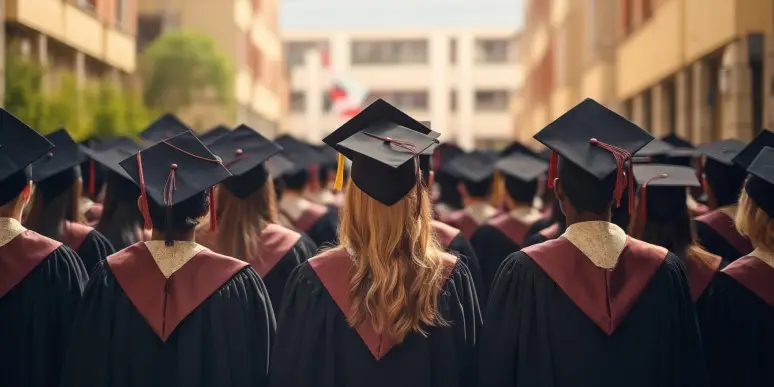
590,138,636,214
639,173,668,223
334,153,345,191
89,159,96,196
491,170,504,208
136,153,153,230
547,151,558,189
210,186,218,232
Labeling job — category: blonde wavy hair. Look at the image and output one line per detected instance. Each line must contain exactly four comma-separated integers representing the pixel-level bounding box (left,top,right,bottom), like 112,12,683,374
736,190,774,252
340,182,448,343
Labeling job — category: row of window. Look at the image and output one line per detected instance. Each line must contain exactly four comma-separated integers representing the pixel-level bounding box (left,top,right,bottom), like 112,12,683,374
78,0,126,27
286,38,514,67
290,90,510,112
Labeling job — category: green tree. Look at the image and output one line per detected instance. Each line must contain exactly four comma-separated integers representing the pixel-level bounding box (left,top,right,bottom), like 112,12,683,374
140,30,234,114
45,72,84,138
4,52,49,132
91,80,126,137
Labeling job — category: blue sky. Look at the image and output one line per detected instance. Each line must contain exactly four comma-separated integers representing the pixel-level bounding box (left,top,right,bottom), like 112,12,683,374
280,0,524,30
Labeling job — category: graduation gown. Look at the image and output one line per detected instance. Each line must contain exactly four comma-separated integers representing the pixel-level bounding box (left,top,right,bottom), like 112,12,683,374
63,221,116,274
698,256,774,387
199,223,318,312
522,222,563,247
269,247,481,387
282,202,338,249
431,220,485,304
478,236,707,387
60,242,276,387
470,213,545,296
0,229,88,387
682,250,725,303
694,209,753,261
441,208,495,240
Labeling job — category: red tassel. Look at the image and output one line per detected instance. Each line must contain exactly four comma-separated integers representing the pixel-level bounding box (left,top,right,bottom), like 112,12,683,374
89,159,96,195
639,173,669,223
547,151,558,189
209,186,217,232
589,138,635,214
136,153,152,230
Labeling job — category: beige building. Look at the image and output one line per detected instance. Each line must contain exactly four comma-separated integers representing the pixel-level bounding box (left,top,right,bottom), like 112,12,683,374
284,28,522,150
516,0,774,145
138,0,287,136
5,0,137,86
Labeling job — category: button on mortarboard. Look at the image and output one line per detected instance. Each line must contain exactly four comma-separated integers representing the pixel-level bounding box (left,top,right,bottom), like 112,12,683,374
0,108,53,181
496,152,548,182
139,113,190,143
697,139,747,165
31,129,87,183
743,146,774,218
732,129,774,170
633,164,701,188
208,124,281,177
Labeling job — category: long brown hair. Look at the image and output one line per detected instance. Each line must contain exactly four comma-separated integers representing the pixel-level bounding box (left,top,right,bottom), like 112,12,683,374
340,182,448,343
26,180,83,241
210,178,278,261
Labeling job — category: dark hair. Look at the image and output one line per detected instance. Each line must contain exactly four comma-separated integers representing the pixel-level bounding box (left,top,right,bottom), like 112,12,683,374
147,189,210,245
629,187,695,258
26,178,81,241
504,176,538,203
0,170,29,207
435,171,463,209
80,159,105,201
547,187,567,230
282,170,309,190
704,158,746,207
319,166,332,187
273,176,285,200
95,172,143,250
464,176,494,198
557,157,616,214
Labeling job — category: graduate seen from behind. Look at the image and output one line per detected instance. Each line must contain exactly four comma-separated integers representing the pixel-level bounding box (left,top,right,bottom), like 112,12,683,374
61,131,276,387
269,100,481,387
700,146,774,387
25,129,115,273
439,150,500,239
198,125,318,312
478,99,707,387
274,135,339,248
0,110,88,387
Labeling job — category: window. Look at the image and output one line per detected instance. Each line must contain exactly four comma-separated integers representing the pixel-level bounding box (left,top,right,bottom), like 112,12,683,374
290,92,306,112
322,92,333,112
286,41,327,68
475,90,509,111
351,40,428,65
366,91,429,110
449,38,457,64
475,39,511,63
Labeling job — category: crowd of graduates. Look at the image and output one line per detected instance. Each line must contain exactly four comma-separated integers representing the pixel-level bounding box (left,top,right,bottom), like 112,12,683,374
0,96,772,387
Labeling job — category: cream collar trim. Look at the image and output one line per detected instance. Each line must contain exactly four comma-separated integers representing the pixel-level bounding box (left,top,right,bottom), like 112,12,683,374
144,241,206,278
510,206,543,225
0,218,26,248
562,221,627,270
750,248,774,269
279,194,311,222
465,202,498,225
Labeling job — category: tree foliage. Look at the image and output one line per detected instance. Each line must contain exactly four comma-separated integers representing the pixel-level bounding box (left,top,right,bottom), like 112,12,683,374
140,30,234,114
4,52,49,132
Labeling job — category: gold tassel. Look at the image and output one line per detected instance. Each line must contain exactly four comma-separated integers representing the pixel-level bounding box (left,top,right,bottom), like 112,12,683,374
334,153,345,191
491,170,504,207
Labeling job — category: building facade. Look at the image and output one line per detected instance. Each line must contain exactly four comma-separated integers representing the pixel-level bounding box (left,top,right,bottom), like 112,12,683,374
284,28,522,150
137,0,287,136
516,0,774,145
5,0,137,87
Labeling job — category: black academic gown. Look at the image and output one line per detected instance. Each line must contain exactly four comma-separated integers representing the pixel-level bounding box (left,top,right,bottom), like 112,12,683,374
432,220,485,305
60,242,276,387
522,222,563,247
694,210,753,261
269,247,481,387
478,237,707,387
62,221,116,274
0,230,88,387
284,203,338,249
697,257,774,387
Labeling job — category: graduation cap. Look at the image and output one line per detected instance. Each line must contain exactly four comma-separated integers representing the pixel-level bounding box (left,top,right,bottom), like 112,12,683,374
80,136,141,195
533,98,654,214
661,133,695,149
634,139,674,157
32,129,88,201
139,114,190,142
500,141,543,160
208,124,282,198
274,135,321,177
743,146,774,218
633,164,701,223
199,125,231,145
269,153,296,181
119,131,232,232
0,109,54,205
81,146,137,182
697,139,747,166
323,104,440,206
443,151,497,183
732,129,774,170
496,152,548,182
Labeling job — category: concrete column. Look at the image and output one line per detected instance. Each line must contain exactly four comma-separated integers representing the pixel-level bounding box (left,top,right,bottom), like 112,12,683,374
721,38,753,141
691,61,711,144
650,82,668,137
631,93,645,128
429,32,449,138
675,68,691,139
457,34,475,151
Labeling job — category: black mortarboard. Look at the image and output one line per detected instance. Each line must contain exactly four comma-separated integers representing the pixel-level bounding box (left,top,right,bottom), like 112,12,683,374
698,139,747,165
496,152,548,182
500,141,542,160
633,164,700,222
119,131,232,231
443,151,497,183
32,129,88,201
274,135,320,175
661,133,695,149
199,125,231,145
732,129,774,170
323,109,439,206
417,121,441,173
0,109,53,205
208,124,282,198
139,114,190,142
635,139,674,157
269,153,296,181
743,146,774,218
